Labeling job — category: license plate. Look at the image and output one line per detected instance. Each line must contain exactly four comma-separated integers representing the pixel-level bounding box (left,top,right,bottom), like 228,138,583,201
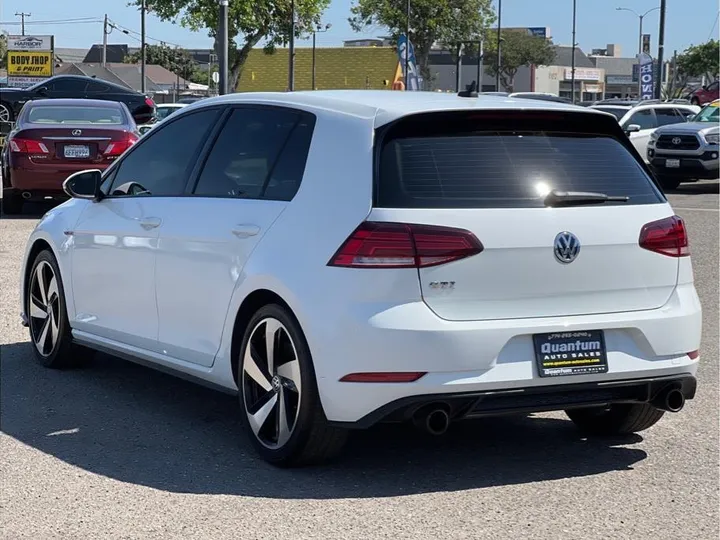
665,159,680,168
533,330,608,378
64,145,90,158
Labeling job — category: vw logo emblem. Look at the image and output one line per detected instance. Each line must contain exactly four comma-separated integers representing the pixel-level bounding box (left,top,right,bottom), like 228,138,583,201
72,129,82,136
554,232,581,264
671,137,682,145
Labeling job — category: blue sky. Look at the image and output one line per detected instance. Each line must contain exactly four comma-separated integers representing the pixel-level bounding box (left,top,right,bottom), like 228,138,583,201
1,0,718,57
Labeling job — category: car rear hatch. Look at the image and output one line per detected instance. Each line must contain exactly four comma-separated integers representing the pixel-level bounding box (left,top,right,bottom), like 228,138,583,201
367,109,684,322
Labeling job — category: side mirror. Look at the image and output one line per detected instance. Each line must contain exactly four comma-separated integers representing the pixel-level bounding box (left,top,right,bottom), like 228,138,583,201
625,124,642,134
686,114,695,121
35,87,48,96
63,169,102,200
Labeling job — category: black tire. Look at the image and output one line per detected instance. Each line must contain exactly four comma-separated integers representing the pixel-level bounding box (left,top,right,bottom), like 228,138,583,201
566,403,665,435
26,249,92,368
1,192,23,216
658,176,681,191
237,303,347,466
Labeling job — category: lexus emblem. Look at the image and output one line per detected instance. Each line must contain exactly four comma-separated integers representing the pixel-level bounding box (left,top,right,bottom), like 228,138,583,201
72,129,82,136
554,232,581,264
671,137,682,145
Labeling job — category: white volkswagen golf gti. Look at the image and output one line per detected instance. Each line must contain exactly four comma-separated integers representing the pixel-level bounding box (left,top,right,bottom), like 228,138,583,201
19,91,702,466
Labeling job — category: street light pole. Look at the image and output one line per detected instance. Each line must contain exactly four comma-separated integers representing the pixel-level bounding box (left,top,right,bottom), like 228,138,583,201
496,0,502,91
571,0,577,104
311,24,331,91
141,0,146,93
288,0,296,91
218,0,228,95
657,0,666,99
616,6,661,98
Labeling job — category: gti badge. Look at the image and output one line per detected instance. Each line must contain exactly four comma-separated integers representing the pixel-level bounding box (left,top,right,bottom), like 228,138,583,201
72,129,82,136
554,232,580,264
429,281,455,290
672,137,682,145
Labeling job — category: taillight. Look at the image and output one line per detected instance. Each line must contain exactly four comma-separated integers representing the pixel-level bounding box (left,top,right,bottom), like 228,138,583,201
639,215,689,257
8,138,49,154
145,97,155,108
328,221,483,269
687,350,699,360
104,134,138,156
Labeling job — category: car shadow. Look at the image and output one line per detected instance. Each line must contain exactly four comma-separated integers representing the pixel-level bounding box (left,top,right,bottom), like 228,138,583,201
0,341,647,499
667,180,719,195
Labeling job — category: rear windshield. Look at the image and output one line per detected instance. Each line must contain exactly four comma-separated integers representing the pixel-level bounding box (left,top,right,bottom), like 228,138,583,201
376,114,664,209
27,105,124,124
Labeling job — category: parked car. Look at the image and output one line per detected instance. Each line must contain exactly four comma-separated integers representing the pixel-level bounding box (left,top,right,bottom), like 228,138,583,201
138,103,187,135
1,98,139,214
0,75,156,125
19,91,701,466
688,81,719,106
647,99,720,189
590,101,700,161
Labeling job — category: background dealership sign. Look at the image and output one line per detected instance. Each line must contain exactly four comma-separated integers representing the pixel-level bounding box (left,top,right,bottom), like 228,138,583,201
638,52,655,100
6,35,54,88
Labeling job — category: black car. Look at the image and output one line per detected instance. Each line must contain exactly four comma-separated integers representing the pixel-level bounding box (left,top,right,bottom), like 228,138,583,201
0,75,156,126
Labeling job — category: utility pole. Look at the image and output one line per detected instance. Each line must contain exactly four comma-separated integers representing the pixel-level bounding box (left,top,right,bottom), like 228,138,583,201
405,0,410,89
571,0,577,104
218,0,228,94
455,43,463,93
102,14,109,67
495,0,502,90
15,12,31,36
311,24,331,91
656,0,666,99
288,0,296,91
140,0,146,93
476,40,483,92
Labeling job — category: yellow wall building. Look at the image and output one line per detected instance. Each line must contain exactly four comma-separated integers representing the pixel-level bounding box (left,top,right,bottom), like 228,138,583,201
237,47,403,92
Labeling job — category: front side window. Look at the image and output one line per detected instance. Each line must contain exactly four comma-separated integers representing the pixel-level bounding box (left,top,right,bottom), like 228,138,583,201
193,107,314,200
108,109,218,197
625,109,656,130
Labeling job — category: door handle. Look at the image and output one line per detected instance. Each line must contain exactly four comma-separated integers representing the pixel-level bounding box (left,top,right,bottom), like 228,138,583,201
231,224,260,238
139,217,162,230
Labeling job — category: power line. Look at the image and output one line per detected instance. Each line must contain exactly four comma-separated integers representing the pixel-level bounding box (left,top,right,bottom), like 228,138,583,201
0,17,100,25
708,11,720,41
108,19,185,49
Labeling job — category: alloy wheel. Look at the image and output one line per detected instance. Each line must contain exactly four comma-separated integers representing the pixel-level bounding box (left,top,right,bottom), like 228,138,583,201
29,261,61,357
0,104,10,124
242,317,302,449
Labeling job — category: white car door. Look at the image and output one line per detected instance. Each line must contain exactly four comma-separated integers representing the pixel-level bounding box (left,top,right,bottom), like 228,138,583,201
154,106,315,367
70,108,221,352
622,108,658,160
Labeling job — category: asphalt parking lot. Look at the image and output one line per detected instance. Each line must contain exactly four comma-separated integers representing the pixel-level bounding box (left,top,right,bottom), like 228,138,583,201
1,182,718,540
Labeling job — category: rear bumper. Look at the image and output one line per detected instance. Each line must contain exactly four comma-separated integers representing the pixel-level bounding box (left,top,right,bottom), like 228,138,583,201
8,162,109,192
331,374,698,428
311,283,702,423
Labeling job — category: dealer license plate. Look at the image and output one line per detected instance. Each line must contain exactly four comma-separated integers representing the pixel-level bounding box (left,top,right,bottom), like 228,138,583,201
533,330,608,378
665,159,680,168
64,145,90,159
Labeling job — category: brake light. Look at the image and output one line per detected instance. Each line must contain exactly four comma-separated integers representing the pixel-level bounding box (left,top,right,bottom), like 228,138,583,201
687,350,699,360
145,97,155,108
104,134,138,156
8,138,49,154
328,221,483,269
639,215,689,257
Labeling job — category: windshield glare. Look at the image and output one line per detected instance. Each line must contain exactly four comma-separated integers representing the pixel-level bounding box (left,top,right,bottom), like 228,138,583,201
693,104,720,123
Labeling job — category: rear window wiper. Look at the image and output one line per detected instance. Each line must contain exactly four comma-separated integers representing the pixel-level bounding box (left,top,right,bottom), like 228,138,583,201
544,190,630,207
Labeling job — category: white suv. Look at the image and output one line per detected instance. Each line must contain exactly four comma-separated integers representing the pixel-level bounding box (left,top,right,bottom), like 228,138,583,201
20,91,702,466
590,101,700,160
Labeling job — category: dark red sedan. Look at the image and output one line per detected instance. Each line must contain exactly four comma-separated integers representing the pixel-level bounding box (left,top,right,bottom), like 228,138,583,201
1,98,139,214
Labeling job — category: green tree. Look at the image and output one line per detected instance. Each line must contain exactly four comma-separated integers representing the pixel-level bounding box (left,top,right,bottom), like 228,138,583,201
125,43,198,79
0,32,7,70
134,0,330,91
483,30,556,92
664,40,719,99
349,0,495,86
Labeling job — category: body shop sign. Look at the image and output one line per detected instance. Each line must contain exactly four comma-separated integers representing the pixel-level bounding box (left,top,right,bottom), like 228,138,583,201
6,34,54,88
7,51,53,77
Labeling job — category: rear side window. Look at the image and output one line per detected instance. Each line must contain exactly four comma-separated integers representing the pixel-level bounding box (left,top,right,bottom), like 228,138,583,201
193,107,314,201
376,113,664,209
655,108,683,126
